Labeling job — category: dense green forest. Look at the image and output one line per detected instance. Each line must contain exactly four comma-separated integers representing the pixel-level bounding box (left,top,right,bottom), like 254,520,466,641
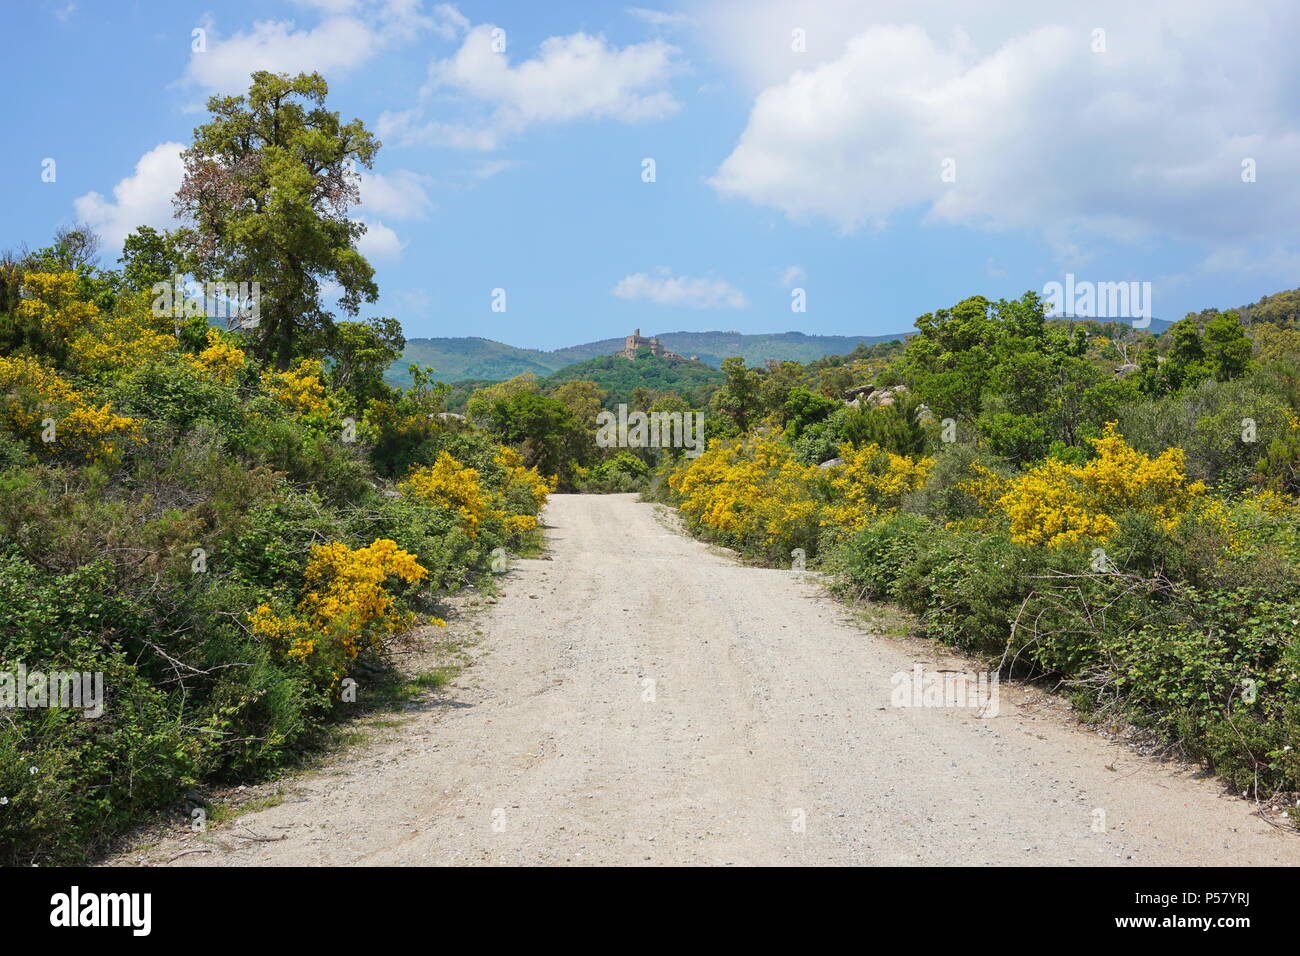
544,349,722,408
388,336,570,384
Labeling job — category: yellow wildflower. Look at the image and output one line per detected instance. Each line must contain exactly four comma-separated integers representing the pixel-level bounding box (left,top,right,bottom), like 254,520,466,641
262,359,333,417
248,539,429,676
0,354,145,461
400,452,490,534
184,327,246,383
822,443,933,533
15,271,99,344
972,423,1210,547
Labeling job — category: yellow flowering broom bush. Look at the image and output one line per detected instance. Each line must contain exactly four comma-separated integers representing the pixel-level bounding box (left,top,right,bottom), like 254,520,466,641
0,353,144,462
400,451,491,534
670,434,934,560
492,445,557,535
822,442,934,535
261,358,336,419
184,327,247,383
15,271,99,350
963,423,1214,547
248,538,429,686
399,447,554,542
670,435,818,558
67,305,179,378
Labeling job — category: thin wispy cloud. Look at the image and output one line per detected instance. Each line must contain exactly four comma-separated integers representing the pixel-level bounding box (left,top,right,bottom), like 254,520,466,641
780,265,806,288
626,7,694,28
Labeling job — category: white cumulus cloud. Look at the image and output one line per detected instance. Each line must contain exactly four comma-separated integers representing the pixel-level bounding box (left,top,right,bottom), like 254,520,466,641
613,270,747,309
73,142,185,254
380,23,681,149
182,0,440,93
354,217,404,260
706,0,1300,251
357,169,434,220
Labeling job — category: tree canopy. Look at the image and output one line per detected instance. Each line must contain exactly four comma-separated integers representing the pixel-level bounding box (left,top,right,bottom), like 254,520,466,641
172,71,379,369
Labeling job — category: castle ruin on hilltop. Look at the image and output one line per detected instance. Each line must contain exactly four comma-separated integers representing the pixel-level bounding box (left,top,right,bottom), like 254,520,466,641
618,329,694,361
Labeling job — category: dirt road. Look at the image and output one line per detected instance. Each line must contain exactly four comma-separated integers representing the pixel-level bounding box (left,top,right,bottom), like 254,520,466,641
123,494,1297,866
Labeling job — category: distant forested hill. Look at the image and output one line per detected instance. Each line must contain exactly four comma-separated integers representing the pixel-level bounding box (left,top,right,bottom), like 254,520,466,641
386,330,910,387
388,336,570,384
551,330,908,368
544,349,724,408
388,314,1253,390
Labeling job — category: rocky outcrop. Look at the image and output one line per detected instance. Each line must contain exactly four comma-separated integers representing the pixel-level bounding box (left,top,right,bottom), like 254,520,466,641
846,383,908,409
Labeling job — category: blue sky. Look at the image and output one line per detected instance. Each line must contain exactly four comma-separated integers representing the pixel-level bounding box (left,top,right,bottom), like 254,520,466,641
5,0,1300,349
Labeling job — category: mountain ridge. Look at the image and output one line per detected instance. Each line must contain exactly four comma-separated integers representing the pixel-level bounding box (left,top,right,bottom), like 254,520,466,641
387,329,913,386
386,319,1184,387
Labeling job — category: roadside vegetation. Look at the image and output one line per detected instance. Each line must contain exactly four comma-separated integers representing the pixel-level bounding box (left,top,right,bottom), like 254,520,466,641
5,65,1298,863
658,290,1300,805
0,72,552,864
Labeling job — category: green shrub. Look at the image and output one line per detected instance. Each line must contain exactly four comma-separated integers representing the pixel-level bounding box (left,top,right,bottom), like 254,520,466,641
578,452,651,493
901,443,1008,523
0,555,198,864
826,513,935,602
906,532,1045,654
